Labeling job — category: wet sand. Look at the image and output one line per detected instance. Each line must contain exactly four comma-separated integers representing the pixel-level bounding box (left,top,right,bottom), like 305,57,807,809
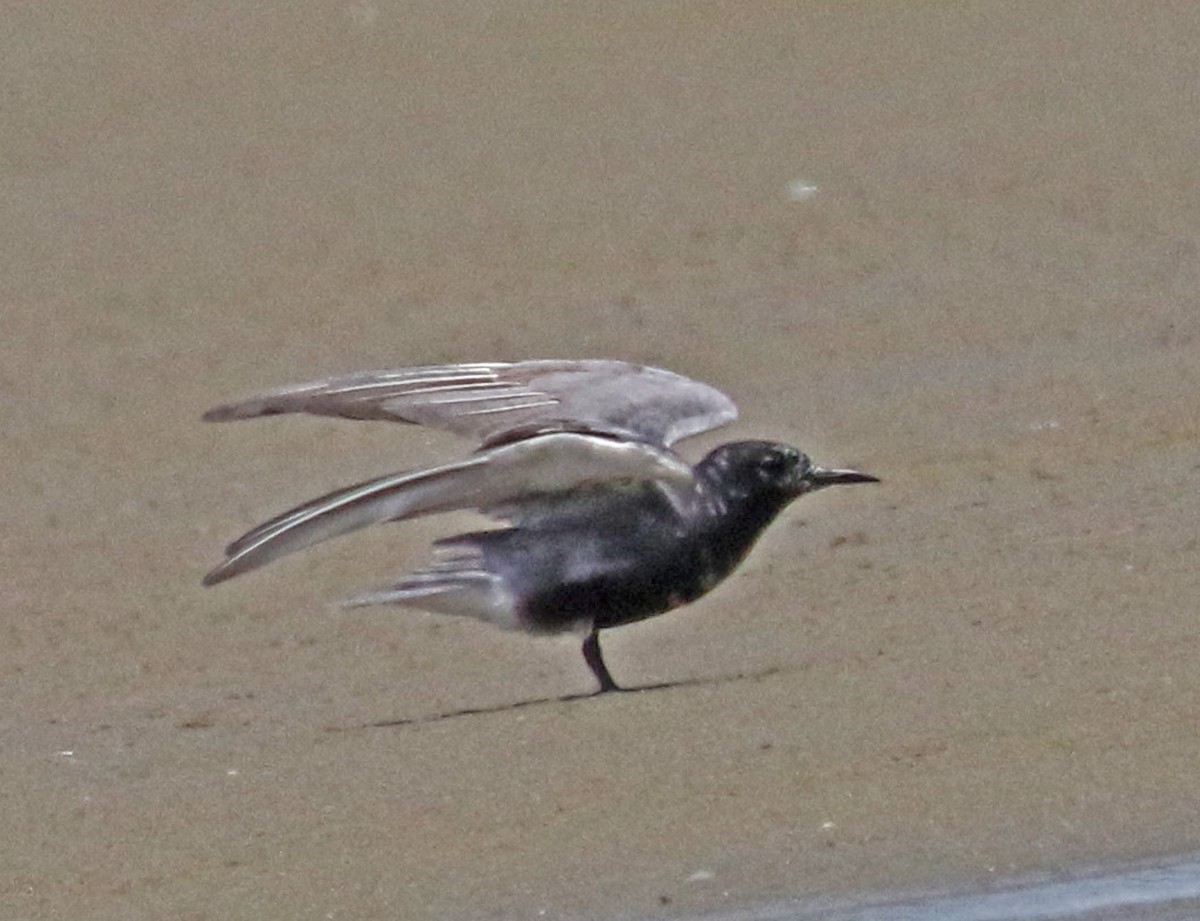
5,3,1200,919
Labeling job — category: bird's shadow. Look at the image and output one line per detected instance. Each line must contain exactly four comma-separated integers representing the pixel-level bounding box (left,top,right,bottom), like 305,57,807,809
334,665,783,730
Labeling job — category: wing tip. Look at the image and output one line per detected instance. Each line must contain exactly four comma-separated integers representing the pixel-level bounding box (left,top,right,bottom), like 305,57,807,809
202,553,258,585
202,401,278,422
201,565,230,586
204,552,269,585
339,591,387,609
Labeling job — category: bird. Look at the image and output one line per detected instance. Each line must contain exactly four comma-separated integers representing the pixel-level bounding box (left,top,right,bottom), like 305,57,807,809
202,359,877,694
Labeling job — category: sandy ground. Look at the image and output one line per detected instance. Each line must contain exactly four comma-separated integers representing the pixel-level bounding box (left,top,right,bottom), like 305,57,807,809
5,3,1200,919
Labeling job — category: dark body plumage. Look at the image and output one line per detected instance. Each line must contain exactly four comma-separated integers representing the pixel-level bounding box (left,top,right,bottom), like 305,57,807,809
453,443,809,633
202,360,876,693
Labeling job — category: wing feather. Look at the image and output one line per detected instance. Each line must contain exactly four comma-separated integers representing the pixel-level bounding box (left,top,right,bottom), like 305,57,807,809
203,359,736,448
203,432,694,584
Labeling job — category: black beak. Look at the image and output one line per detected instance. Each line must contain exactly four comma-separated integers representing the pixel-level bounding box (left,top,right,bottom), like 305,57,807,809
808,466,880,488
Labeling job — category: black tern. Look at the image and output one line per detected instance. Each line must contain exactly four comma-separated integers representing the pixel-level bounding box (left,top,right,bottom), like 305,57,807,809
203,359,877,694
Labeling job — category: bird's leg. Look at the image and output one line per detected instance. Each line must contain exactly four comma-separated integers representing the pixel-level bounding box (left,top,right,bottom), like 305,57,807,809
581,628,622,693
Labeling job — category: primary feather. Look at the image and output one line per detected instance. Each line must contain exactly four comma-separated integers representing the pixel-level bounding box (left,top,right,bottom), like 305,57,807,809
202,359,737,448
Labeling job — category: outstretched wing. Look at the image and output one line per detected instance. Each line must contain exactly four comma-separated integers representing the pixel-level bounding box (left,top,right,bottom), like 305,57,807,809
202,359,737,448
202,431,694,585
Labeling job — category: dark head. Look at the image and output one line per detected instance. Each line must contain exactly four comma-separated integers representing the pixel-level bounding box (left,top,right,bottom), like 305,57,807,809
689,441,878,573
698,440,879,505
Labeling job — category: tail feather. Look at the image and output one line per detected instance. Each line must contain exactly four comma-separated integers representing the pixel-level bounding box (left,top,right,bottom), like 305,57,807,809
341,561,522,631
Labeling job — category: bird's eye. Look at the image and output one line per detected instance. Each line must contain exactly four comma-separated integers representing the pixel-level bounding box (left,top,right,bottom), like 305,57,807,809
759,451,789,475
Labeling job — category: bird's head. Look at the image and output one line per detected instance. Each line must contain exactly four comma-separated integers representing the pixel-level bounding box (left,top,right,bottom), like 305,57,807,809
699,441,879,503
